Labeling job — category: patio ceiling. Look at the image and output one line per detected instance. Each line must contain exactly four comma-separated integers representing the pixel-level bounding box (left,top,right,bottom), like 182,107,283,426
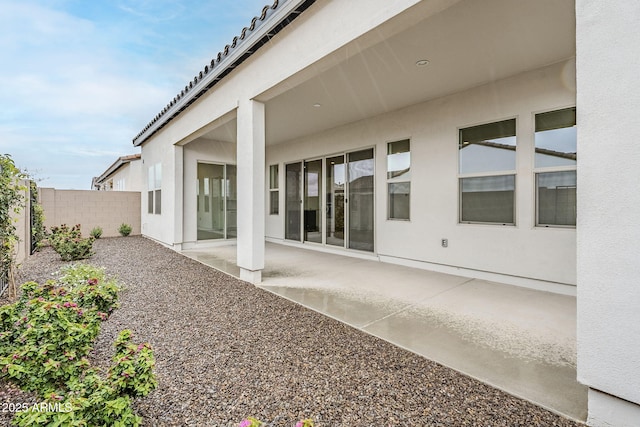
200,0,575,145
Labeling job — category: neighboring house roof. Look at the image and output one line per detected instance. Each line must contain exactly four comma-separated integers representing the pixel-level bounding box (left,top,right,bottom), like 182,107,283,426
461,140,576,160
94,153,141,186
132,0,316,147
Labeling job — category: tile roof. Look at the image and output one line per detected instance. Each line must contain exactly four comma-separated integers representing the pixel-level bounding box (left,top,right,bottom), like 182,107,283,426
94,153,142,185
133,0,316,147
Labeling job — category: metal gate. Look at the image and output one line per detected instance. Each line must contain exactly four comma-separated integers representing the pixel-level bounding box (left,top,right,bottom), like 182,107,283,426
30,184,38,254
0,260,7,297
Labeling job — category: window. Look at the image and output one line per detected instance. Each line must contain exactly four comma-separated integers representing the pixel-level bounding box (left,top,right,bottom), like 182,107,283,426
269,164,279,215
148,163,161,215
535,108,576,226
459,119,516,224
387,139,410,220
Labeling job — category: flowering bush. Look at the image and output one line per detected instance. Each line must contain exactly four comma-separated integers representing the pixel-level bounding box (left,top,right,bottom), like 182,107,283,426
0,264,157,426
239,417,263,427
49,224,94,261
239,417,314,427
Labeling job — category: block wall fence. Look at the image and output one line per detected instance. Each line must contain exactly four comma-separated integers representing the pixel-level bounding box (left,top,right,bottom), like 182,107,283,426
39,188,141,238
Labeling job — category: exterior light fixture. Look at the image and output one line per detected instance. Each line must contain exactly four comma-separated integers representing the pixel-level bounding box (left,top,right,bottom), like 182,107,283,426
313,103,322,108
415,59,430,67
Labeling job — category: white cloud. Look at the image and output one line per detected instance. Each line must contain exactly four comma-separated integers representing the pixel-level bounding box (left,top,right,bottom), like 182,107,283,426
0,0,273,189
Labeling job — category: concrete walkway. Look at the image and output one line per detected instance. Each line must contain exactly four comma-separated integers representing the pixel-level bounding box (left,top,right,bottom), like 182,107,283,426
181,242,587,422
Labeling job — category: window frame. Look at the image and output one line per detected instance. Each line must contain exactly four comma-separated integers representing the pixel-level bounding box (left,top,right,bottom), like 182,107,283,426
386,139,411,221
458,118,517,226
533,107,577,228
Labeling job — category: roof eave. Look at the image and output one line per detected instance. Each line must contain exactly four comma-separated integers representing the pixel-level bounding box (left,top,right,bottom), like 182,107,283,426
95,154,141,184
132,0,316,147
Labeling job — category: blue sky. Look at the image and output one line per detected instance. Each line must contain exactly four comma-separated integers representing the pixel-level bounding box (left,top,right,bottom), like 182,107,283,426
0,0,269,189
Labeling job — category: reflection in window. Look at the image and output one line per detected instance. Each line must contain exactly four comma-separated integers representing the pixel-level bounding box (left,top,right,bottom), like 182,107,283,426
535,108,576,168
304,159,322,243
535,108,577,226
537,171,576,226
388,182,410,220
459,119,516,174
197,163,236,240
387,140,411,220
148,163,162,215
459,119,516,224
387,139,411,179
326,155,345,247
269,164,279,215
348,149,374,251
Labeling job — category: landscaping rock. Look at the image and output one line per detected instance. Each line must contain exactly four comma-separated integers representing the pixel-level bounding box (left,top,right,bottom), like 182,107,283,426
2,237,581,426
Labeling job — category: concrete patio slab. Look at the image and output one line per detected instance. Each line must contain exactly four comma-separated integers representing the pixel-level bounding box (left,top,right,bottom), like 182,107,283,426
181,242,587,422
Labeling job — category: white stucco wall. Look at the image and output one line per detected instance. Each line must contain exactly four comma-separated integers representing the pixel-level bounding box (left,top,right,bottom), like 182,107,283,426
576,0,640,423
140,136,179,245
108,160,143,192
267,60,576,286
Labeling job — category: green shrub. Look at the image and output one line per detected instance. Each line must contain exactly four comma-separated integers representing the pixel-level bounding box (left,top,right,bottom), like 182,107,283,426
118,223,132,237
0,264,156,426
90,226,103,239
108,330,158,397
49,224,94,261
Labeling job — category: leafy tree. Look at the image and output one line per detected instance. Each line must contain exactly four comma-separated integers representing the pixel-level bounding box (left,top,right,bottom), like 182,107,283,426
0,154,27,298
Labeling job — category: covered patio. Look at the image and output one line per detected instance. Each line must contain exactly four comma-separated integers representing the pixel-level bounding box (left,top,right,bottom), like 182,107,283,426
182,242,586,422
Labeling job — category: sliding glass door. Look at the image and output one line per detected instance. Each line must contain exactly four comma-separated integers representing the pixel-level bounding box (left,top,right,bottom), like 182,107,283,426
304,159,322,243
347,149,374,251
197,163,236,240
285,162,302,241
326,155,345,247
285,148,374,252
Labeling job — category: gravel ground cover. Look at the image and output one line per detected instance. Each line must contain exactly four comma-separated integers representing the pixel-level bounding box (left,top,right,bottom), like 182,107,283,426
1,236,581,426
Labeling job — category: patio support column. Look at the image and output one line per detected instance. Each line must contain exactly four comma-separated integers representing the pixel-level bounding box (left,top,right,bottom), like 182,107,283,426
236,98,265,283
576,0,640,424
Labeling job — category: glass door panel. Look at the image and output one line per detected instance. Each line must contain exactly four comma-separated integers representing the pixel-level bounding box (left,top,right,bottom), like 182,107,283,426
285,162,302,241
347,149,374,252
326,155,345,247
197,163,225,240
225,165,237,238
304,159,322,243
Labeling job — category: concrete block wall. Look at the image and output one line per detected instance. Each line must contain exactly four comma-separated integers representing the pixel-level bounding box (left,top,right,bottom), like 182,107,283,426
39,188,141,238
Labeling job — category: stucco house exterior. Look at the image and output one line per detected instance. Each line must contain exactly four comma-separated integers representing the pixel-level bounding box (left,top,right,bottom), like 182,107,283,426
92,153,142,191
130,0,640,424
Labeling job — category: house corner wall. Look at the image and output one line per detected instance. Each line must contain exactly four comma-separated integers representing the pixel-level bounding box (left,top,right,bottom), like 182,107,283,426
576,1,640,424
140,134,178,246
